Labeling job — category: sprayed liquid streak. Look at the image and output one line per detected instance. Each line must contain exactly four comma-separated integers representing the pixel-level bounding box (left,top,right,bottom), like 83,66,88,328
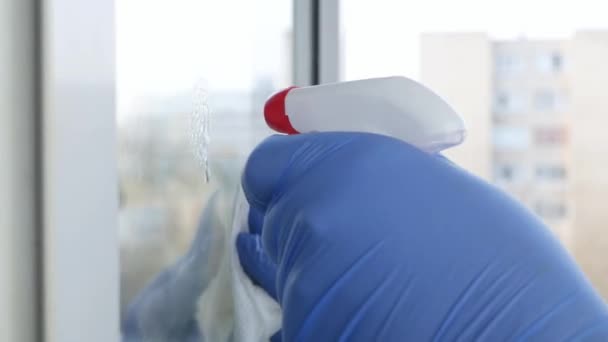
192,81,211,183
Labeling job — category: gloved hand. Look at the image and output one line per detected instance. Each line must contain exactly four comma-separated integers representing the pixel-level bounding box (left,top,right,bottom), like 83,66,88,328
122,193,223,342
237,132,608,341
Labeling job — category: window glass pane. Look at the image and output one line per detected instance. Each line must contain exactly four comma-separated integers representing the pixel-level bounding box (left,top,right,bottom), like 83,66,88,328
340,0,608,298
116,0,292,317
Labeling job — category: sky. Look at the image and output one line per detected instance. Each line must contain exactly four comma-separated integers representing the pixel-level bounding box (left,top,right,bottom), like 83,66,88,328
342,0,608,80
116,0,608,118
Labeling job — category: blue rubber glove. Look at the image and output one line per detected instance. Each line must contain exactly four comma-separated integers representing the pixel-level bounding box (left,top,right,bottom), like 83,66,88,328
237,132,608,341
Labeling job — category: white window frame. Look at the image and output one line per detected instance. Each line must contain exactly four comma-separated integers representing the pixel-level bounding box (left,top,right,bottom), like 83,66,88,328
40,0,120,341
1,0,41,340
294,0,339,85
1,1,340,341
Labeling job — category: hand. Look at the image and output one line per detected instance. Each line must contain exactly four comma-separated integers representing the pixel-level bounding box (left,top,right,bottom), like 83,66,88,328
237,132,608,341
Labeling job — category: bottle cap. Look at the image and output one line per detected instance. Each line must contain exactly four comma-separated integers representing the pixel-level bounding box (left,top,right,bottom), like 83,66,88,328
264,86,299,134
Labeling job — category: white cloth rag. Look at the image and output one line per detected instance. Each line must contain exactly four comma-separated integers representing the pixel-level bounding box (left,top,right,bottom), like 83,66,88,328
197,188,282,341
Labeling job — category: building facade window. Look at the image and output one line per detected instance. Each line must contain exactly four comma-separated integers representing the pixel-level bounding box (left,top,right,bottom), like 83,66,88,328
495,53,524,75
495,164,514,181
535,126,568,146
535,200,567,219
494,164,526,182
494,91,525,114
493,126,531,149
537,51,563,73
536,164,567,180
534,88,558,111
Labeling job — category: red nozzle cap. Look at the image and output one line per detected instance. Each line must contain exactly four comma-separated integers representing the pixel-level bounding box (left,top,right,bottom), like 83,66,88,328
264,86,299,134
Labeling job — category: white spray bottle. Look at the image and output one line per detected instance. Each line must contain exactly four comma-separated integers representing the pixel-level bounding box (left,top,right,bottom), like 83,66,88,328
264,76,466,152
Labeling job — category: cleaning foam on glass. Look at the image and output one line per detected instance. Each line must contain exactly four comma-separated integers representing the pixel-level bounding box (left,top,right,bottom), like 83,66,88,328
192,80,211,183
